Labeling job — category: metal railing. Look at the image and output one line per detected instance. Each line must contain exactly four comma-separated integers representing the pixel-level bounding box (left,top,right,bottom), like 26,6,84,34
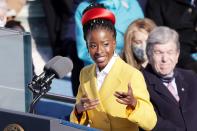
43,92,76,104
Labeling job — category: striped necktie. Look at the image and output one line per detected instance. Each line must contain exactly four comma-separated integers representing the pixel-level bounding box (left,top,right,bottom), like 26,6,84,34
167,81,180,102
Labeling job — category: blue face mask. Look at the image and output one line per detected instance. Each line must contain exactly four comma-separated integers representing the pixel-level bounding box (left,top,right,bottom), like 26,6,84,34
132,42,147,62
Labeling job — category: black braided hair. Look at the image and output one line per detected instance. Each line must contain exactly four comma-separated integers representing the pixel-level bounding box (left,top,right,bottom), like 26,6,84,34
82,3,116,41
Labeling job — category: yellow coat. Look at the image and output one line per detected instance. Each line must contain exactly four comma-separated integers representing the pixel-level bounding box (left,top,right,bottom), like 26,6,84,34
70,57,156,131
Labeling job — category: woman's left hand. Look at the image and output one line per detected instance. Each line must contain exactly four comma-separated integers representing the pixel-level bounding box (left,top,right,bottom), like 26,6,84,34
114,82,137,109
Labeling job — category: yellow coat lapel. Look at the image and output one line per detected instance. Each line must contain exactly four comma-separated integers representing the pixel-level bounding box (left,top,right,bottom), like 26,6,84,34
83,64,105,111
83,64,98,99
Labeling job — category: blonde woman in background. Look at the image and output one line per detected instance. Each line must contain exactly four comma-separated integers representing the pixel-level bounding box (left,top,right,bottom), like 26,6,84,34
122,18,156,70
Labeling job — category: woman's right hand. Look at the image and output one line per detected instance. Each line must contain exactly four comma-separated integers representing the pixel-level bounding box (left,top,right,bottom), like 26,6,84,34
75,94,100,114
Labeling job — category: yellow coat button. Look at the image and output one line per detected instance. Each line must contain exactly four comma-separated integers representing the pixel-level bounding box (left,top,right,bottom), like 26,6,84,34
88,120,93,124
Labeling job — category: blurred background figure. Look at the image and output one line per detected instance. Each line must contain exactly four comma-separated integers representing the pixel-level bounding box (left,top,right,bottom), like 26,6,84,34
137,0,148,13
41,0,83,96
6,0,26,15
0,0,8,27
75,0,144,66
146,0,197,73
41,0,73,56
0,0,26,27
5,20,25,32
122,18,156,70
0,0,26,31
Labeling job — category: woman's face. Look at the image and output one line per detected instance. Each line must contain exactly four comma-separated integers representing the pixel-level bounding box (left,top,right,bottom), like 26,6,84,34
131,30,149,62
132,30,148,45
86,29,116,70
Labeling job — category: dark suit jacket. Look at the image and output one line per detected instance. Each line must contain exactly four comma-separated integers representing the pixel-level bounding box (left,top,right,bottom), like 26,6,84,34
41,0,73,55
137,0,148,13
145,0,197,68
142,65,197,131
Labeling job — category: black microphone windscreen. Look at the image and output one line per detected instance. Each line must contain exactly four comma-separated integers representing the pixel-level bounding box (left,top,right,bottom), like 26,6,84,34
44,56,63,70
49,57,73,79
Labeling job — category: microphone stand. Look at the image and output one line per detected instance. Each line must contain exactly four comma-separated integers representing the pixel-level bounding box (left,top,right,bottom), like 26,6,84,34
28,79,52,114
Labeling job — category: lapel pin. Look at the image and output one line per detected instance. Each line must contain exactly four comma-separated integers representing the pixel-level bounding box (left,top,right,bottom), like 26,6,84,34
181,88,185,91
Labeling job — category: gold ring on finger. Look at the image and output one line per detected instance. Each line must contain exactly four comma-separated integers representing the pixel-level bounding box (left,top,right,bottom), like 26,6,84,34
83,103,88,108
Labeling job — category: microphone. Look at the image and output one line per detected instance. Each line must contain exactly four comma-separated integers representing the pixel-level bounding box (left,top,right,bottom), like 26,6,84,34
44,55,63,70
28,56,73,113
32,55,62,84
40,57,73,88
29,56,73,93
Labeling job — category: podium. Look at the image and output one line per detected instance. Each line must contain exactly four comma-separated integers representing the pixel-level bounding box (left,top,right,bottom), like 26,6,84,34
0,108,100,131
0,28,32,112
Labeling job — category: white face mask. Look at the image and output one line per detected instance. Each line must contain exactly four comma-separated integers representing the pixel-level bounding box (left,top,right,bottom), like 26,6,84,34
132,41,147,62
0,15,6,27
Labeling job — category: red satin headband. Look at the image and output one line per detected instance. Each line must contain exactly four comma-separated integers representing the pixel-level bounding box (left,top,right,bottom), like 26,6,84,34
81,7,116,25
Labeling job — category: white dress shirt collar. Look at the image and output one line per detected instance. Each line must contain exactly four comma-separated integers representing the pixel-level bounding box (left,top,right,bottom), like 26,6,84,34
96,53,118,90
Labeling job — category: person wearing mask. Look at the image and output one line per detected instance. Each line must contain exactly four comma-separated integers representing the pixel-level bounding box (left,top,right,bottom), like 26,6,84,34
142,26,197,131
70,3,156,131
122,18,156,70
75,0,144,65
